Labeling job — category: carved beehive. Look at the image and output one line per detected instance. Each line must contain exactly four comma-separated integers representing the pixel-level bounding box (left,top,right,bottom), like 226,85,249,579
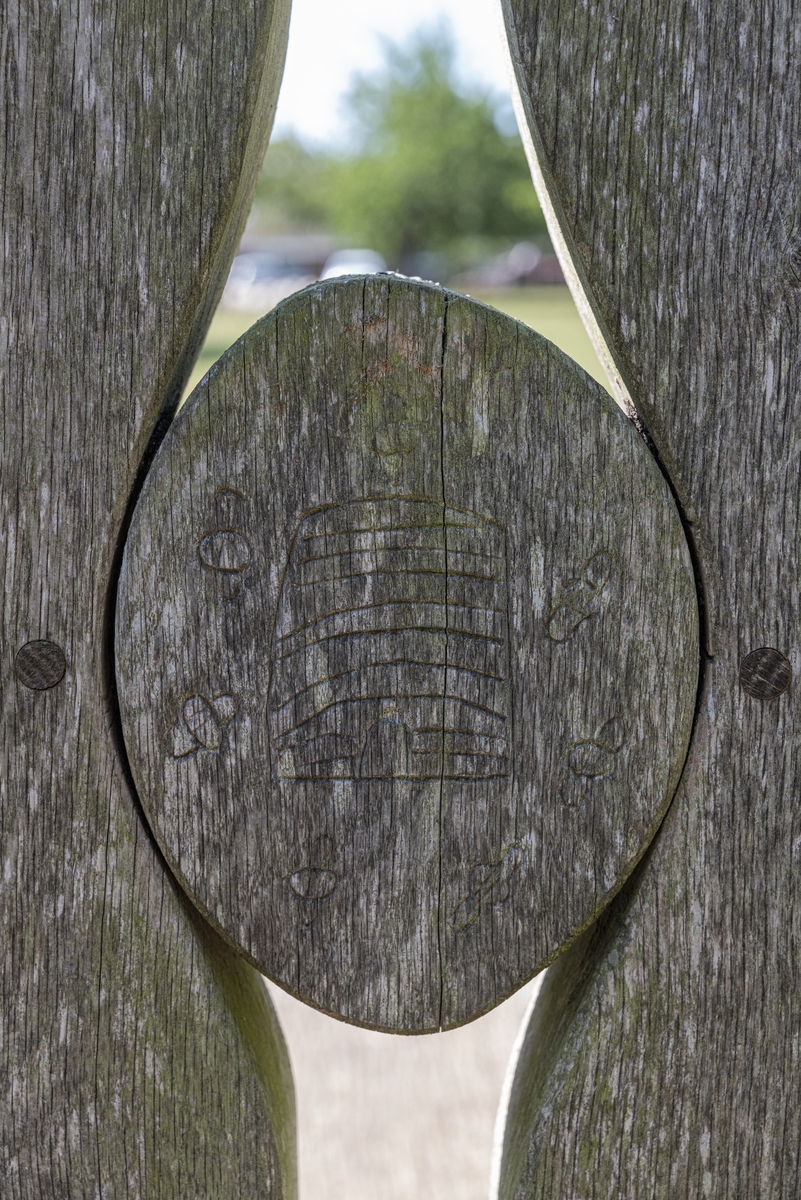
268,498,509,781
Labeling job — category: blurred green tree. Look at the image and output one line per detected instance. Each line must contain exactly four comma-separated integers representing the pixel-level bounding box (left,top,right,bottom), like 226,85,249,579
250,137,331,234
251,23,545,267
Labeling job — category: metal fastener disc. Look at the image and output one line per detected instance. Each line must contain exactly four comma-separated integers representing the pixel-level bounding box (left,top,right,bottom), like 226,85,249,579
15,640,66,690
739,647,792,699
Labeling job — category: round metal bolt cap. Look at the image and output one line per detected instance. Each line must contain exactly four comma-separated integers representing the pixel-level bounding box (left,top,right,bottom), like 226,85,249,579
15,640,67,690
739,648,791,700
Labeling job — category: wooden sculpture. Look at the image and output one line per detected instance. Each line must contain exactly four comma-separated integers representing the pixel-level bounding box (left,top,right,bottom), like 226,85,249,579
6,0,784,1192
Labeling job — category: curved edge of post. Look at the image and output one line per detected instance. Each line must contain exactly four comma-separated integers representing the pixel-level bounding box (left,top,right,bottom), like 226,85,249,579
495,0,634,418
491,880,640,1200
488,972,546,1200
189,902,298,1199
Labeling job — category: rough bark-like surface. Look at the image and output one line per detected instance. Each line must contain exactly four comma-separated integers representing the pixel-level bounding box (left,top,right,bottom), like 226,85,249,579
0,2,296,1195
498,0,801,1194
116,276,697,1033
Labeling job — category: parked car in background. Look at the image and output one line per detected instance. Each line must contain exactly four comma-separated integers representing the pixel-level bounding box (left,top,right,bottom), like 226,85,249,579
222,242,388,311
320,249,387,279
451,241,564,291
222,250,314,312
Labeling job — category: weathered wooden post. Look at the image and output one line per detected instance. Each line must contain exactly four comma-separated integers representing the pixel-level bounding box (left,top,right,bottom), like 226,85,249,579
1,2,297,1194
492,0,801,1194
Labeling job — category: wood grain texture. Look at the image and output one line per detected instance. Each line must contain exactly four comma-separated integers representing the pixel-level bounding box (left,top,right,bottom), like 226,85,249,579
0,2,296,1195
116,275,698,1032
498,0,801,1194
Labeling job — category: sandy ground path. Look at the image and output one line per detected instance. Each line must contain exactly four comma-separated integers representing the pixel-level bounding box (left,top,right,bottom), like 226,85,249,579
267,977,539,1200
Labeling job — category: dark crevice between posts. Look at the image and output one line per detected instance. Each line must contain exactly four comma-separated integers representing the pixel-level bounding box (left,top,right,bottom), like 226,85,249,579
437,292,451,1030
101,373,188,866
101,217,250,867
624,410,711,830
557,330,712,935
526,341,712,979
490,151,712,1098
626,411,711,673
602,363,712,820
101,158,276,871
557,198,710,840
494,363,710,1187
487,65,711,1091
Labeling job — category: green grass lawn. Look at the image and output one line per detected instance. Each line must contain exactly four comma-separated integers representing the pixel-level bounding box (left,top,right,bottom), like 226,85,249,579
183,284,609,400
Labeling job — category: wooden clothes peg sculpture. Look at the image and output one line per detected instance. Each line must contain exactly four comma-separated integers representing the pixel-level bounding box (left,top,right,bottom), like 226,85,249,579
0,2,296,1195
493,0,801,1195
7,0,757,1192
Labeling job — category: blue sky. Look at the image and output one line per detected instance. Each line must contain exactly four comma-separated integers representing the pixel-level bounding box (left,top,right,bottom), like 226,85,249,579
272,0,513,147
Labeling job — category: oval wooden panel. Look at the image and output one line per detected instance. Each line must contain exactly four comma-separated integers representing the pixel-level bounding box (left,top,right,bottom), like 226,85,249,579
116,276,698,1031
